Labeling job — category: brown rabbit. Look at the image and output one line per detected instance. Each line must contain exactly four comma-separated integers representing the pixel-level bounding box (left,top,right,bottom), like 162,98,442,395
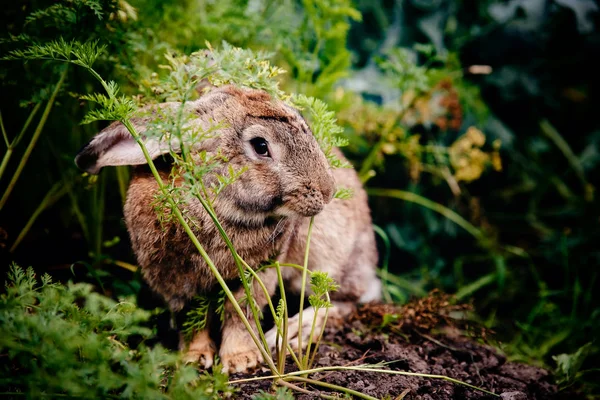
75,85,381,373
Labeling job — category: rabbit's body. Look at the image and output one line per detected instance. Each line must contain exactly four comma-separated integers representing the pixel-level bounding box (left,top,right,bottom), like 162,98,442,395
76,86,380,373
124,166,296,312
125,148,378,311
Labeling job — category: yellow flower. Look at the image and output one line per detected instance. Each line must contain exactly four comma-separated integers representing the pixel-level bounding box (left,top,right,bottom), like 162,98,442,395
449,127,498,182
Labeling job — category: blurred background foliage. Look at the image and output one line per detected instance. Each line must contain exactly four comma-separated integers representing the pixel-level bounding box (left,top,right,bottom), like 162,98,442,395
1,0,598,396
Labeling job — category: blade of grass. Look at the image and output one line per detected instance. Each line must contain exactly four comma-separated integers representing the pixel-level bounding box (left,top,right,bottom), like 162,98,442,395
0,110,8,147
375,269,427,297
0,67,67,210
115,166,129,205
455,273,497,301
539,119,591,199
0,107,45,182
10,179,71,252
367,188,485,241
373,224,392,303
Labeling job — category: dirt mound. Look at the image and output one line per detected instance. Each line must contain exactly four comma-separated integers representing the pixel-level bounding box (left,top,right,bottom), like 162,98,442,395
232,295,577,399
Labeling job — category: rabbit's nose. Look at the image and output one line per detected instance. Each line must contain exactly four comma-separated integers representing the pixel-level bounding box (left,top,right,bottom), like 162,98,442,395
319,173,335,204
301,185,326,214
304,184,322,199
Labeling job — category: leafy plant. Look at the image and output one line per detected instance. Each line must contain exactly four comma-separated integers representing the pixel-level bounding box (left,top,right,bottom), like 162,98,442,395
0,264,235,399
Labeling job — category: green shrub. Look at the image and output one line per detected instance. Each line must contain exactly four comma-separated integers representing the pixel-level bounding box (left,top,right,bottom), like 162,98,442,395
0,264,234,399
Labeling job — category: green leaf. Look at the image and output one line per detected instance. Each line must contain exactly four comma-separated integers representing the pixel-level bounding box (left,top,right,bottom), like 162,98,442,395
553,342,593,384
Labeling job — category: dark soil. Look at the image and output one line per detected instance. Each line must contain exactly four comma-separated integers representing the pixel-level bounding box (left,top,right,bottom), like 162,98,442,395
230,297,579,400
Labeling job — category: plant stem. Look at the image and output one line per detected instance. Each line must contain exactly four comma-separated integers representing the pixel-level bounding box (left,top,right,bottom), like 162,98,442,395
303,300,321,367
230,364,500,397
15,103,44,146
0,110,8,147
307,292,330,369
285,376,379,400
277,380,323,398
115,166,129,205
275,261,290,373
297,216,315,367
243,261,302,370
278,263,312,272
0,148,13,183
193,190,272,356
0,68,67,211
92,172,105,258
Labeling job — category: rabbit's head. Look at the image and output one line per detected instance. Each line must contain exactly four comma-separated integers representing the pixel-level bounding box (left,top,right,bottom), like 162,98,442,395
75,86,336,221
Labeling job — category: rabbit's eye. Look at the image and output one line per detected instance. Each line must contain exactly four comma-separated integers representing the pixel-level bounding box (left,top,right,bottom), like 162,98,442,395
250,137,270,157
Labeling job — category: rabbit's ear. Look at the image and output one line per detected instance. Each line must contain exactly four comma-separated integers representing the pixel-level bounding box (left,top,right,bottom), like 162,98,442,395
75,93,230,174
75,121,165,174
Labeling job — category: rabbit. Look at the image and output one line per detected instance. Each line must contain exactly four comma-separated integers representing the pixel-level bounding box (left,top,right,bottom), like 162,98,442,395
75,85,381,374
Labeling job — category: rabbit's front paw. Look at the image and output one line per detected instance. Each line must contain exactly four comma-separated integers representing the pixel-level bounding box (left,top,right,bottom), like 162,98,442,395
221,346,263,374
220,344,263,374
220,328,263,374
183,329,216,369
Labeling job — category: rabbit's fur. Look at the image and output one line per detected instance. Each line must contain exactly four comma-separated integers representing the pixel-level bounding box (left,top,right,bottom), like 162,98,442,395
75,86,380,373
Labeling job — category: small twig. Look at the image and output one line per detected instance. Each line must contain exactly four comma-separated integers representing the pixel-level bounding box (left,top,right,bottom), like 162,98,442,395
286,376,379,400
395,389,411,399
277,380,337,399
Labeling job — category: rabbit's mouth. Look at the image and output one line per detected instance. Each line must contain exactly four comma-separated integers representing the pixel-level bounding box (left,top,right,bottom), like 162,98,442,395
274,192,328,218
274,204,325,218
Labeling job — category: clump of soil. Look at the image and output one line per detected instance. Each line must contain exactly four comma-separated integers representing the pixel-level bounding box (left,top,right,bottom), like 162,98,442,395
232,292,576,399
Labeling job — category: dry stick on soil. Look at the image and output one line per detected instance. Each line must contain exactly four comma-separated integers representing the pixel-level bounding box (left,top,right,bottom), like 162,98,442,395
229,365,500,397
286,376,379,400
